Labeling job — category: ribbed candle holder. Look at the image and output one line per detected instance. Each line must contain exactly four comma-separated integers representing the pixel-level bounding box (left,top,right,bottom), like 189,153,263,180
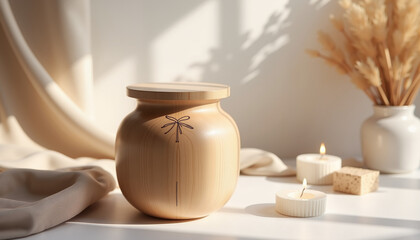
275,190,326,217
296,154,342,185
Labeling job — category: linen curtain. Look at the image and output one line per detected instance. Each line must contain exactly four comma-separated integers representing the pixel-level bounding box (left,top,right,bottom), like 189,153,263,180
0,0,113,160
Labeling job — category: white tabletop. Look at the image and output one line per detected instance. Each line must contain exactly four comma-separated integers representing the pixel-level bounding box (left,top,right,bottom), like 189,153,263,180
24,160,420,240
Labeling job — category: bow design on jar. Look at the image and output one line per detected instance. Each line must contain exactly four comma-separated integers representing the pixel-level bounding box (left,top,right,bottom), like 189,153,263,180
161,115,194,143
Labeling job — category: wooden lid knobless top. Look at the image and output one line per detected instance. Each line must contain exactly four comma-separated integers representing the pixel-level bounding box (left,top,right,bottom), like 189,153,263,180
127,82,230,101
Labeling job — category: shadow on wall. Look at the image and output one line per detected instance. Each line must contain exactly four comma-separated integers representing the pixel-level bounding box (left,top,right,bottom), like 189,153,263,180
175,1,292,85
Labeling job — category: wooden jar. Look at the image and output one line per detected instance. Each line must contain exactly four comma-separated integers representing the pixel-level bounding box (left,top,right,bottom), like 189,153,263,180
115,82,240,219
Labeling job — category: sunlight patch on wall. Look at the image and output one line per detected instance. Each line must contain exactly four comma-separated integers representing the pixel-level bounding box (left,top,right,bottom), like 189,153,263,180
239,0,290,50
249,35,290,71
93,57,137,134
68,54,93,117
241,34,289,84
151,0,219,83
309,0,332,9
239,0,291,84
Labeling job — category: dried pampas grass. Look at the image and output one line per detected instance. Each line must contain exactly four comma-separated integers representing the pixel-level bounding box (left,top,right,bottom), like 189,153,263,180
307,0,420,106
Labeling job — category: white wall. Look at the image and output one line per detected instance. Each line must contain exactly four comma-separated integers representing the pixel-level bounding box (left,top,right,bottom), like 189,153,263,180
90,0,420,159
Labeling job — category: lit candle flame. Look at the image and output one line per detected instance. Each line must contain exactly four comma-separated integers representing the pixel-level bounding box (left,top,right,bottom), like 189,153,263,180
300,178,307,198
320,143,326,155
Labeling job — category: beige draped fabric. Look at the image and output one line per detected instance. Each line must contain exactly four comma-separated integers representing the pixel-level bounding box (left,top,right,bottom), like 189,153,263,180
0,0,113,158
240,148,296,176
0,0,294,238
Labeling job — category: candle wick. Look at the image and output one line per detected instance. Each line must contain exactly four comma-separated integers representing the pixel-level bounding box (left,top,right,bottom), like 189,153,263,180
319,154,325,160
300,187,306,198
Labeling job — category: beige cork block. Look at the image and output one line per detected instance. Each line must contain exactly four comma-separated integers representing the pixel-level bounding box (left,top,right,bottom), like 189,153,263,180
333,167,379,195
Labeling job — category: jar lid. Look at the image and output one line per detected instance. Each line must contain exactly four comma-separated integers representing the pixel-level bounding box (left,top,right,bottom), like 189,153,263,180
127,82,230,100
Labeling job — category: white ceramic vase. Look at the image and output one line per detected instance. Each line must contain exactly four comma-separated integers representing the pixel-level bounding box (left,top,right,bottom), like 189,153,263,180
361,105,420,173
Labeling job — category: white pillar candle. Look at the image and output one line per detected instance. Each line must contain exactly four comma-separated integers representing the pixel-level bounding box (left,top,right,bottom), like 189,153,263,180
296,143,342,185
275,179,326,217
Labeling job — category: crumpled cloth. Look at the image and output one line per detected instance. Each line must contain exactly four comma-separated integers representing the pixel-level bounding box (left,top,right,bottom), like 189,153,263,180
240,148,296,176
0,144,116,180
0,166,115,240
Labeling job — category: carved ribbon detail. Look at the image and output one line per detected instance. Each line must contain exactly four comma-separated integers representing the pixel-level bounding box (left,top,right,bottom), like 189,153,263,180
161,115,194,143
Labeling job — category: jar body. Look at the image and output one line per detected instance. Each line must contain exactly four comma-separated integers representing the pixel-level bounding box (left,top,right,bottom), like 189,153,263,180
361,105,420,173
116,100,240,219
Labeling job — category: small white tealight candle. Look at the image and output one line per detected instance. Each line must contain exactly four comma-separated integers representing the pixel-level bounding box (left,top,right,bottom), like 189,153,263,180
296,143,342,185
275,179,326,217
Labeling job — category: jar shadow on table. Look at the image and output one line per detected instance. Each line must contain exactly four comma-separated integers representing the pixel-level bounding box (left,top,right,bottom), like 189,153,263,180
70,192,196,225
